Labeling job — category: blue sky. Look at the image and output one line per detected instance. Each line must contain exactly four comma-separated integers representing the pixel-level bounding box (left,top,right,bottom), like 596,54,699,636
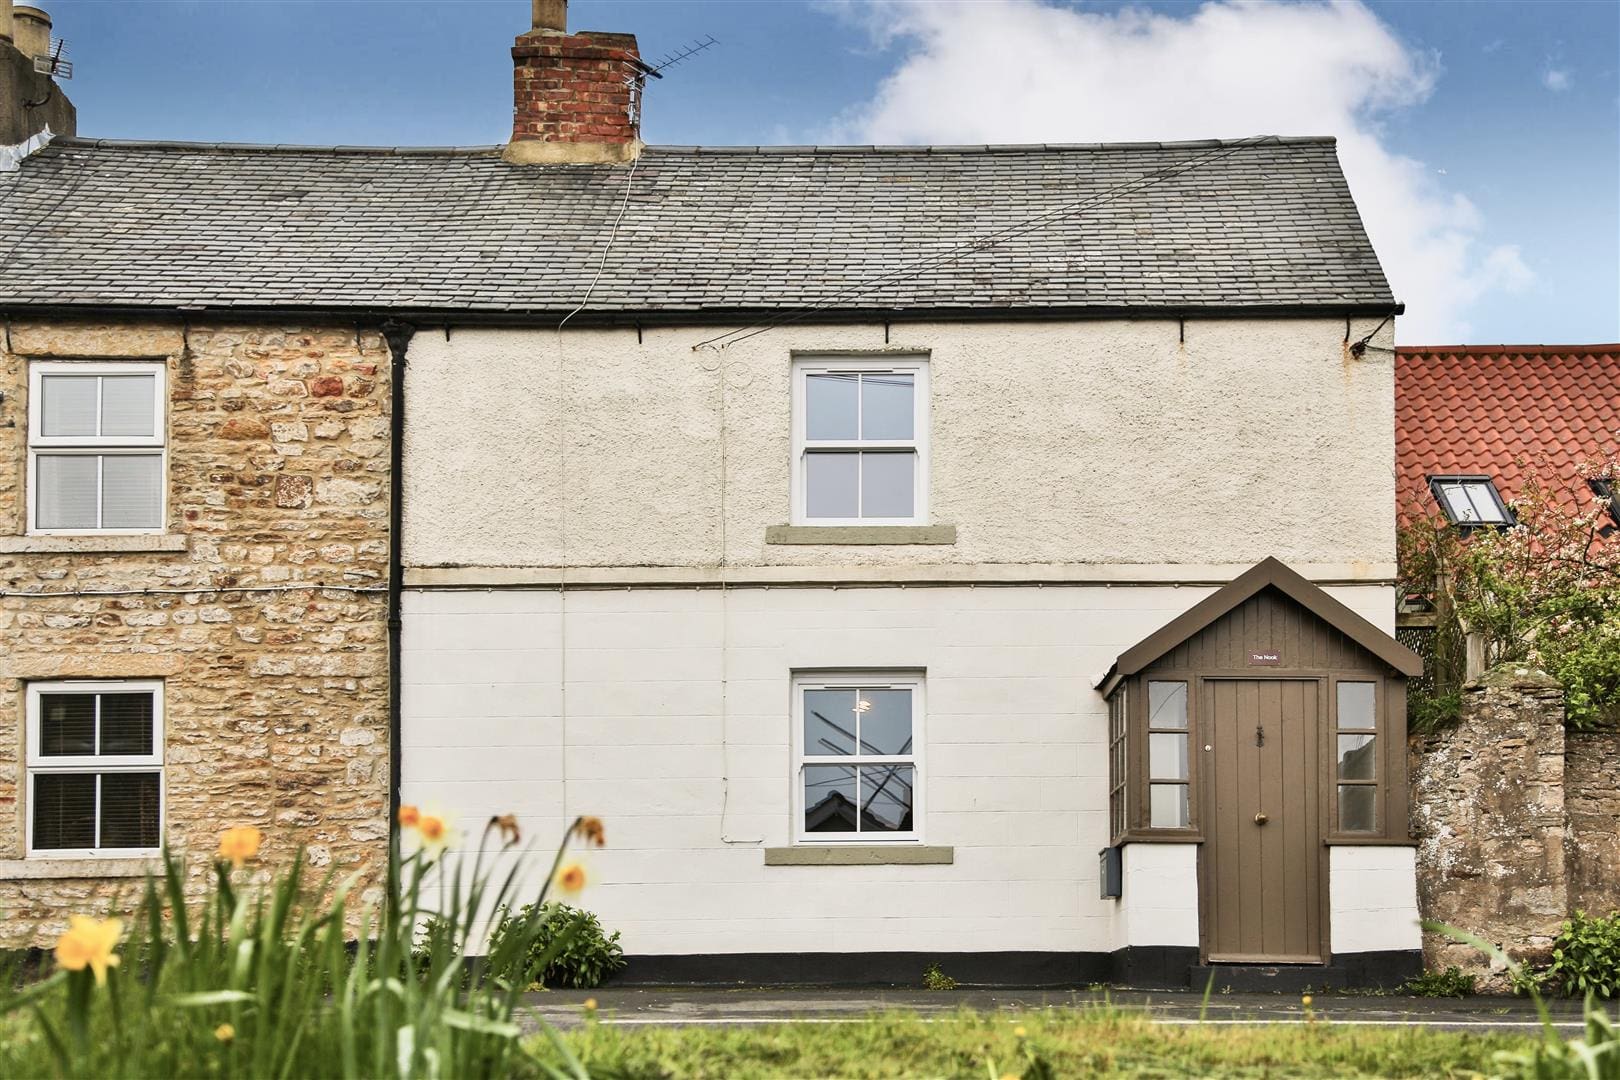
40,0,1619,344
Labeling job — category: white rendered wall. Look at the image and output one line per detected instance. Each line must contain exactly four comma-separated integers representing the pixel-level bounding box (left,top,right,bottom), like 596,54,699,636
402,318,1397,576
401,582,1393,956
1330,846,1422,954
1111,843,1200,950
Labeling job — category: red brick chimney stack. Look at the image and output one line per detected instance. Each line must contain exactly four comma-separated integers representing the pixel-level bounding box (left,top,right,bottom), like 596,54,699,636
503,0,645,165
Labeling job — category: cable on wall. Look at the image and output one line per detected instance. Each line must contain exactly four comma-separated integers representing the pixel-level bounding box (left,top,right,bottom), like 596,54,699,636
713,343,758,845
1348,311,1398,357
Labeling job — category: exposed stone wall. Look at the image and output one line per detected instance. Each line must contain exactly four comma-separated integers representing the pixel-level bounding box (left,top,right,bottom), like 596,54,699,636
1410,665,1620,988
0,320,390,946
1566,730,1620,915
1410,666,1567,983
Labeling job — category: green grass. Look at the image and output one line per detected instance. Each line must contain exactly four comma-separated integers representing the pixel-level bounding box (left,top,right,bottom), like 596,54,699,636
529,1007,1533,1079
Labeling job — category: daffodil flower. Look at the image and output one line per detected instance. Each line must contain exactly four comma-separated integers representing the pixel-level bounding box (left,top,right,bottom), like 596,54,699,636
217,826,263,869
54,915,123,985
555,862,588,895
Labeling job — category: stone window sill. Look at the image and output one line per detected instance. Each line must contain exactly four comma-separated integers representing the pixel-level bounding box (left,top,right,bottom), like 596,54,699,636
1323,837,1421,847
0,857,157,881
764,845,954,866
765,525,957,546
0,534,189,555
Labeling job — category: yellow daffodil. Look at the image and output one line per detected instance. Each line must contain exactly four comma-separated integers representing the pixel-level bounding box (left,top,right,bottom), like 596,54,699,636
217,826,263,869
398,804,420,829
555,862,588,895
1013,1025,1027,1038
54,915,122,985
583,998,598,1012
416,812,451,854
215,1022,236,1043
1301,994,1313,1008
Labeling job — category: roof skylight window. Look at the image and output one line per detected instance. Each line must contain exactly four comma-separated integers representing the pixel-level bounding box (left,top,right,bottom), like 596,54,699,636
1429,476,1513,527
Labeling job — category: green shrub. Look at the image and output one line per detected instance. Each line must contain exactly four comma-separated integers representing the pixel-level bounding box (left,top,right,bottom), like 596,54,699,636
489,903,625,990
1401,966,1476,997
921,962,958,991
1408,690,1463,735
1545,911,1620,999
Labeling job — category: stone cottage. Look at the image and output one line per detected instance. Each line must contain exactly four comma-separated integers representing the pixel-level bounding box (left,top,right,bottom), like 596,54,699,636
0,4,392,938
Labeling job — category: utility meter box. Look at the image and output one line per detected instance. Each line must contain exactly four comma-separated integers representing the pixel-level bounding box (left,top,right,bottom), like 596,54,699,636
1099,845,1122,900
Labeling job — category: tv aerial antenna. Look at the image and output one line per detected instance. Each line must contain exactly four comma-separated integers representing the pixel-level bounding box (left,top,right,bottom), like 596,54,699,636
33,37,73,80
622,35,718,128
645,35,719,77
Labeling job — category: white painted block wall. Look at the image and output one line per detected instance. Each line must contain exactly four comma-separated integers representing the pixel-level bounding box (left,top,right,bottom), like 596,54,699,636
401,582,1393,956
1329,845,1423,954
1112,843,1201,949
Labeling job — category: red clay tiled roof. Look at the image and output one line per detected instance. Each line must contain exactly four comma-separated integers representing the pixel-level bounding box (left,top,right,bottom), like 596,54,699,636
1396,345,1620,517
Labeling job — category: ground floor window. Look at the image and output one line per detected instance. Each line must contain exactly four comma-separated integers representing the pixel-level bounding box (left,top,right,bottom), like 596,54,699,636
1334,680,1379,833
794,672,922,841
1107,687,1128,841
1146,680,1190,828
26,680,164,856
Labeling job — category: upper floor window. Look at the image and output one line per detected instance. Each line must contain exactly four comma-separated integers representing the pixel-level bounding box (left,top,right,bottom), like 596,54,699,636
1429,475,1511,528
792,357,928,525
29,362,166,534
794,672,922,842
27,680,164,857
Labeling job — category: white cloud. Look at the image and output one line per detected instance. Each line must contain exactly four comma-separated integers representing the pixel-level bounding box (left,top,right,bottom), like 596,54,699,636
821,0,1531,343
1544,68,1573,91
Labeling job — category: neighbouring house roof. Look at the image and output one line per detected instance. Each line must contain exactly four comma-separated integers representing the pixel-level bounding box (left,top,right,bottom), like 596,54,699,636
1097,557,1424,695
1396,345,1620,514
0,136,1396,319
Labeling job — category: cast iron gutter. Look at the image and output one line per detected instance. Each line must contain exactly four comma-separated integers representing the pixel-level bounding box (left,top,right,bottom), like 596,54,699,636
0,300,1405,330
380,320,415,840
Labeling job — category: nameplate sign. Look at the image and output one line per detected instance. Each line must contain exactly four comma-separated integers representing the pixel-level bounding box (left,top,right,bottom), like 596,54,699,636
1248,651,1282,667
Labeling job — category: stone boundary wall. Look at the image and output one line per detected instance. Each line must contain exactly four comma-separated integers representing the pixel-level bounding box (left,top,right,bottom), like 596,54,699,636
1566,729,1620,916
1410,664,1620,987
0,321,391,947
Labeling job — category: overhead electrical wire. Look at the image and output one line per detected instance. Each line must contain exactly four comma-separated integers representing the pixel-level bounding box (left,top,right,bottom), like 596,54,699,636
690,134,1286,353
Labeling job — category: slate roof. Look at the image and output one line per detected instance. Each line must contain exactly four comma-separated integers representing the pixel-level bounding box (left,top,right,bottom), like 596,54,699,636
0,135,1395,317
1396,345,1620,510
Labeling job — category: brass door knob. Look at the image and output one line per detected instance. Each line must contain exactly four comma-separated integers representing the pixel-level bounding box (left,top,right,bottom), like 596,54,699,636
1254,812,1269,826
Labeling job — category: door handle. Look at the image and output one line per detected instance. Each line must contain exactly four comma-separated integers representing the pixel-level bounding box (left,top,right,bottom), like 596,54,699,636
1254,812,1269,826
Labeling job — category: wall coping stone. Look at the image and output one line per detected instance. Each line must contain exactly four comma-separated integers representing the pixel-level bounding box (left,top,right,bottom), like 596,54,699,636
0,534,189,554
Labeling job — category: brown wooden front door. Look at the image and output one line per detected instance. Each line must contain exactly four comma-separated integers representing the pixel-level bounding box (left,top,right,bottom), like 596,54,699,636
1201,678,1325,963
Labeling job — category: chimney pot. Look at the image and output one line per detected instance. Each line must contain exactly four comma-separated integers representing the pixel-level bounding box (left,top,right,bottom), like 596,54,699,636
13,4,49,59
532,0,566,33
